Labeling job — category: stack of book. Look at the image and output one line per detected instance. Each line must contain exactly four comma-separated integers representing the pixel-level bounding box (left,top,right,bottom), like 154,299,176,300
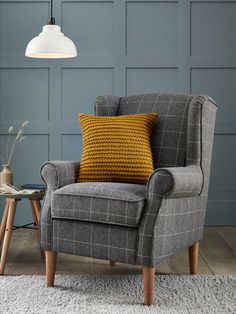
21,184,46,190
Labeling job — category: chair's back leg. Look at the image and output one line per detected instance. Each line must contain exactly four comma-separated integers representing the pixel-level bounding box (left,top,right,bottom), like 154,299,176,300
45,251,57,287
142,266,155,305
188,242,199,275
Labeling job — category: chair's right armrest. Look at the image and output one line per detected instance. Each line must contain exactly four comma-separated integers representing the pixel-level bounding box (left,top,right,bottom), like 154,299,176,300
40,160,80,190
147,165,203,199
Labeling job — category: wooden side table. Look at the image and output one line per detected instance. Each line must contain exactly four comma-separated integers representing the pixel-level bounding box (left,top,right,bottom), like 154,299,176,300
0,191,45,275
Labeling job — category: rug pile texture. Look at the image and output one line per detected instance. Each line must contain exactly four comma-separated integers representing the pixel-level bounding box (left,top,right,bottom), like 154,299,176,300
0,275,235,313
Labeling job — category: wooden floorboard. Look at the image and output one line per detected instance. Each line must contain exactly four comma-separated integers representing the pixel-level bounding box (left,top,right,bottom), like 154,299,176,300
1,227,235,276
200,227,236,275
214,227,236,254
167,249,214,275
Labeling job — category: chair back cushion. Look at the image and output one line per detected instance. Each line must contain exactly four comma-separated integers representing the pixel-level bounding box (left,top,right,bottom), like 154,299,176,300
118,94,195,168
95,94,194,168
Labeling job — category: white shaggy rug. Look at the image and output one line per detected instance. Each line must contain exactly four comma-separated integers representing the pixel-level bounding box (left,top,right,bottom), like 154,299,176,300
0,275,235,314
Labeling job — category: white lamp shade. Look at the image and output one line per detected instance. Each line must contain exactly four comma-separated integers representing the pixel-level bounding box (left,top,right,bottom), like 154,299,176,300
25,25,77,58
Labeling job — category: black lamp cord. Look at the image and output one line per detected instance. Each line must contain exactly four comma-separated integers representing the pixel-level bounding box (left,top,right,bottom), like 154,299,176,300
48,0,55,25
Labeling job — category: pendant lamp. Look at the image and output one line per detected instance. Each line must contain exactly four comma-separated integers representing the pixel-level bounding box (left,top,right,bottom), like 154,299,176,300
25,0,77,58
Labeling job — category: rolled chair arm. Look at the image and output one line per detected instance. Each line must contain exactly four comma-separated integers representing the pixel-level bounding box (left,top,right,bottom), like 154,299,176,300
147,165,203,199
40,160,80,251
137,165,203,265
41,160,80,190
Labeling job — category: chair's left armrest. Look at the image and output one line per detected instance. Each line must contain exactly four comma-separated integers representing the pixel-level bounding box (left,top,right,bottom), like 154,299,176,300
39,160,80,251
40,160,80,190
147,165,203,199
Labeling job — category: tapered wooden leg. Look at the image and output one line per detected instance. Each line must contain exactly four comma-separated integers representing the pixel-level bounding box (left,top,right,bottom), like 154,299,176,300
30,200,40,223
143,266,155,306
30,200,44,258
189,242,199,275
45,251,57,287
30,200,37,229
0,200,17,275
109,261,116,266
0,200,10,244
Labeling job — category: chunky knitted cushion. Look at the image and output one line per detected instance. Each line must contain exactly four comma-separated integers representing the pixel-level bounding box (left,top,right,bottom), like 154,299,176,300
78,113,157,184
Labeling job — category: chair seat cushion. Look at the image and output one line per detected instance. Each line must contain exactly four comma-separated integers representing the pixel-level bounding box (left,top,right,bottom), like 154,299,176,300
51,182,146,227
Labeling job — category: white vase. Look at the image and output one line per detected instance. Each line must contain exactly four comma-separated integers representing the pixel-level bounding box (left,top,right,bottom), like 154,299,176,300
0,164,13,186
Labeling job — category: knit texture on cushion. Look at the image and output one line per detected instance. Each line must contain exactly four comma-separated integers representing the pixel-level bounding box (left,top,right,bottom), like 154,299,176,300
78,113,157,184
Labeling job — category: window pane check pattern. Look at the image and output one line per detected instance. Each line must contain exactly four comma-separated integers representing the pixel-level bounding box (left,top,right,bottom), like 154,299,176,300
51,182,146,227
40,94,217,267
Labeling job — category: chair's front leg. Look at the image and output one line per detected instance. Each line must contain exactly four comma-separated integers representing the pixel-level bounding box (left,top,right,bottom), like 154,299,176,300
45,251,57,287
188,242,199,275
143,266,155,305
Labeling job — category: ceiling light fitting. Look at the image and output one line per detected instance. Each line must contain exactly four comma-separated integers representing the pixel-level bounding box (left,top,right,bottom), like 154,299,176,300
25,0,77,59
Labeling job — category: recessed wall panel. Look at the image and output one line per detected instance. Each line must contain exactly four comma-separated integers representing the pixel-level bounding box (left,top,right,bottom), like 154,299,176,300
191,2,236,56
62,135,82,161
210,135,236,192
206,134,236,225
0,2,48,56
0,134,49,225
126,68,178,95
0,68,49,122
62,2,114,56
62,68,114,122
191,68,236,128
126,2,178,55
0,134,49,183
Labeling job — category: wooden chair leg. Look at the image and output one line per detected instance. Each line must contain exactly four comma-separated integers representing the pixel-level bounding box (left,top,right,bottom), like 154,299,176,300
109,261,115,266
188,242,199,275
45,251,57,287
143,266,155,306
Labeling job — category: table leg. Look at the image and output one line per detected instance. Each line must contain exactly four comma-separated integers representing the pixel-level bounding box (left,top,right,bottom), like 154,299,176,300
0,200,17,275
0,200,10,245
30,201,38,240
30,200,44,259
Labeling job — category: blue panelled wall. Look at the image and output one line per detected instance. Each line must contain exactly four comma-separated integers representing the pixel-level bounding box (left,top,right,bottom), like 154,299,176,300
0,0,235,225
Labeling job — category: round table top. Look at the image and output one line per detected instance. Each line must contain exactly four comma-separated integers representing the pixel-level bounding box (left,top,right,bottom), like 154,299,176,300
0,189,45,200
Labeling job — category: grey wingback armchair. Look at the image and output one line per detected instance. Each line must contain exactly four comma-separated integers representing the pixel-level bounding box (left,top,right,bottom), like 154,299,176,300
40,94,217,305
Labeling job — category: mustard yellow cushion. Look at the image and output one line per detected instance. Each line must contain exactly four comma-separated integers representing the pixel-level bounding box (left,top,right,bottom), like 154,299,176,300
78,113,157,184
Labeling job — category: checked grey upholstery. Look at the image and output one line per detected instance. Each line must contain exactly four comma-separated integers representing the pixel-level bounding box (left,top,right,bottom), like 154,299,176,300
51,182,146,227
40,93,217,266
